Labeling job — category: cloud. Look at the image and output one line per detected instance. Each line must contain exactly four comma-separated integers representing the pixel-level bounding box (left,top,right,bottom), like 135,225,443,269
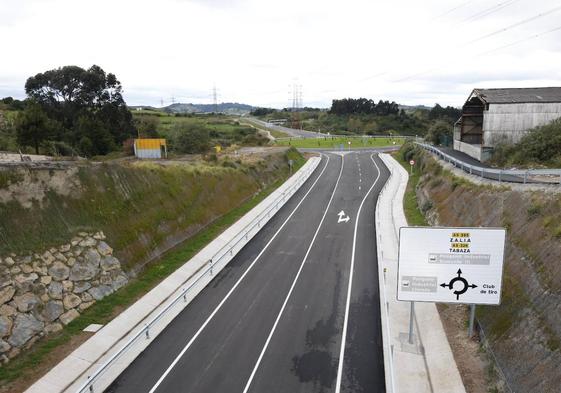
1,0,560,107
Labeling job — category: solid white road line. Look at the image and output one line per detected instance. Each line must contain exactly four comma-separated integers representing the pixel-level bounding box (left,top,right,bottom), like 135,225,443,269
334,153,382,393
242,153,346,393
148,154,333,393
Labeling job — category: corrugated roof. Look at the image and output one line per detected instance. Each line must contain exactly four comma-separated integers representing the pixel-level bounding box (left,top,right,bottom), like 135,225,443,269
471,87,561,104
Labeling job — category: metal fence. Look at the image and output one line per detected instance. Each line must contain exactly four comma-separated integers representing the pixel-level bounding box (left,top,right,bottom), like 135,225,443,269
416,143,561,185
75,158,320,393
476,318,515,393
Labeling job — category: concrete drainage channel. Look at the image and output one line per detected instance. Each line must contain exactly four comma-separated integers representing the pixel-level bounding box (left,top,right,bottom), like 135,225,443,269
26,156,321,393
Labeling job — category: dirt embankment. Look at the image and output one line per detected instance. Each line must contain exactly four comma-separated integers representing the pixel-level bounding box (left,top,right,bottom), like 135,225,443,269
0,148,296,274
412,150,561,393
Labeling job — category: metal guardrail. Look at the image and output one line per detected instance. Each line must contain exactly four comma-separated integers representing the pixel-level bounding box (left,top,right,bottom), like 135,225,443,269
274,135,410,141
75,159,320,393
417,142,561,185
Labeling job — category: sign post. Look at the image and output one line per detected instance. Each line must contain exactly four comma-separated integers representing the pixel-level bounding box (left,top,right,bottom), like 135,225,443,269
468,304,476,337
397,227,506,337
409,159,415,175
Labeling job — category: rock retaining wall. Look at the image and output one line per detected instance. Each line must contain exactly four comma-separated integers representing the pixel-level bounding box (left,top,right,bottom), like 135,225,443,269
0,232,128,364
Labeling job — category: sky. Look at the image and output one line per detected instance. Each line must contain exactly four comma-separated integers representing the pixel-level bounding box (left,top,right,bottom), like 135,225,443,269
1,0,561,108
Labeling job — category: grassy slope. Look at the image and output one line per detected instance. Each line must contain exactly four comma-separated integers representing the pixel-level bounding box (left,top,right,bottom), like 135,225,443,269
398,143,561,391
0,149,305,388
391,150,428,226
275,136,404,149
0,161,271,269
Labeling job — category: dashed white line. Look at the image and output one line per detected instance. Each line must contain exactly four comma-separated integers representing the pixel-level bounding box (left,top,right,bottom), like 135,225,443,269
335,153,382,393
147,155,333,393
242,154,346,393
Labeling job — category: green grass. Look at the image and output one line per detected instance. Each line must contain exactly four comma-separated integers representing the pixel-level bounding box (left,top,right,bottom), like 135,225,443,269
393,152,428,226
270,130,290,138
275,136,404,149
0,152,305,386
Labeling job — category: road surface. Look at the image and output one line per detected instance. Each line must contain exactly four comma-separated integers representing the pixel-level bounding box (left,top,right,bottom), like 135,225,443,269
248,118,322,138
107,151,389,393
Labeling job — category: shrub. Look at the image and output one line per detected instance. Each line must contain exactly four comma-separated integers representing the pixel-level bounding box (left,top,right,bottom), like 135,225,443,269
172,123,210,154
490,118,561,167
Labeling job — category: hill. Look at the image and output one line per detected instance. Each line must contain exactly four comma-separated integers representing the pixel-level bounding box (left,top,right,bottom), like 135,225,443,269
156,102,254,115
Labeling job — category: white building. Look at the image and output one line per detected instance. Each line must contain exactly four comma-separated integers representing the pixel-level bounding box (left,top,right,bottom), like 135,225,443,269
453,87,561,161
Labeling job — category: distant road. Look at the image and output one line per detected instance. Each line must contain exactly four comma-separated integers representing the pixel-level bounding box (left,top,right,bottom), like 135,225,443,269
248,118,324,138
107,151,389,393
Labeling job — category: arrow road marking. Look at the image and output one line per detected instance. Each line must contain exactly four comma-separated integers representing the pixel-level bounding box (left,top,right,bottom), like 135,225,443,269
337,210,350,223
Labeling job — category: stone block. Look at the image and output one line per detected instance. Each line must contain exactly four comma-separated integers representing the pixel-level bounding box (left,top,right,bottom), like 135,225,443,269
59,309,80,325
14,293,39,312
42,301,63,322
0,286,15,305
48,261,70,282
63,294,81,310
8,314,43,347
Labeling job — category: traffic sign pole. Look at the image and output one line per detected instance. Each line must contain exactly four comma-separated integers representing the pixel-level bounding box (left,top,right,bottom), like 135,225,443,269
408,301,415,344
468,304,476,337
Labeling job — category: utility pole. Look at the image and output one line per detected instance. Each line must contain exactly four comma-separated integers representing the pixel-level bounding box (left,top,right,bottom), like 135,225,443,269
289,81,303,129
212,85,218,113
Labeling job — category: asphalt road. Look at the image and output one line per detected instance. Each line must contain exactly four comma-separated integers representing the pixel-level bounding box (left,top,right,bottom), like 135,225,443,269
107,151,390,393
249,118,322,138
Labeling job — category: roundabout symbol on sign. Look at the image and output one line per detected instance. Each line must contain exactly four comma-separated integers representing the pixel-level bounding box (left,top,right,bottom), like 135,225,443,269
440,269,478,300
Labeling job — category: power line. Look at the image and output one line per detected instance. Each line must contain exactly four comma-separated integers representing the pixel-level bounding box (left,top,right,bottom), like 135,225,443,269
432,0,475,20
395,23,561,82
479,23,561,56
461,0,522,23
465,4,561,45
355,0,524,84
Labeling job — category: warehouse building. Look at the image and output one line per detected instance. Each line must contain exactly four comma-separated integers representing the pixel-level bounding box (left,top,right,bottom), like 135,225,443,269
134,138,167,159
453,87,561,161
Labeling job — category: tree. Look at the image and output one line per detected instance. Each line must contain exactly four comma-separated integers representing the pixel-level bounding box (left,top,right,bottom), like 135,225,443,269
15,101,55,154
134,115,160,137
24,65,136,155
426,120,452,145
172,123,210,154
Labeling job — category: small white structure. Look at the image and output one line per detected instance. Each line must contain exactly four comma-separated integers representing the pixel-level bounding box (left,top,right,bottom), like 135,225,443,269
454,87,561,161
133,139,167,159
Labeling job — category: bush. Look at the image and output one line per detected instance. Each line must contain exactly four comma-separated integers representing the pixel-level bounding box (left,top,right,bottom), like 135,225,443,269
47,141,78,157
490,118,561,167
172,123,210,154
426,120,452,145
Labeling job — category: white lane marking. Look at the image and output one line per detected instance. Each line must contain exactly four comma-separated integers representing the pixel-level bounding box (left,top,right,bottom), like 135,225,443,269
335,153,382,393
242,154,346,393
148,154,333,393
337,210,350,223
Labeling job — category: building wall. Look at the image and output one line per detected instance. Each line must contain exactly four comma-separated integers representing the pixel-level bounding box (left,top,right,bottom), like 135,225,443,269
483,102,561,146
454,139,482,161
136,149,162,159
